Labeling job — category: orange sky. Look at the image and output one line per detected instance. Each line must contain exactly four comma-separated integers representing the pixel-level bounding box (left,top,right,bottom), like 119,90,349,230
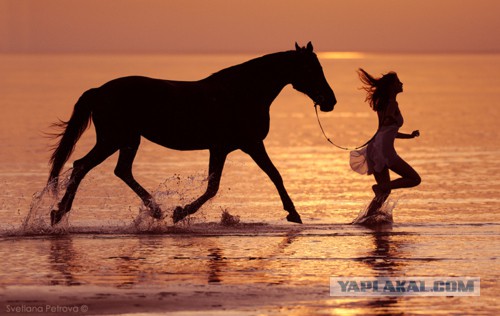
1,0,499,53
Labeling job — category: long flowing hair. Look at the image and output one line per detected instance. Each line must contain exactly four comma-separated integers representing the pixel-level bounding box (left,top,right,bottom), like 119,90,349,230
357,68,398,111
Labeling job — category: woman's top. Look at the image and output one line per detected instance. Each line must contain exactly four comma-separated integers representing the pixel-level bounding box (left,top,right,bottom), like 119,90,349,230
366,103,404,174
349,102,403,175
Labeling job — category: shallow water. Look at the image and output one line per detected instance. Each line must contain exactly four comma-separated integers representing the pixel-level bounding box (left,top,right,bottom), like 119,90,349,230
0,53,499,315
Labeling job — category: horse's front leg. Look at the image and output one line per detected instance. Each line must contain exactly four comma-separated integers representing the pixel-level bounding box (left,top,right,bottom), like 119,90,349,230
241,141,302,224
173,148,229,223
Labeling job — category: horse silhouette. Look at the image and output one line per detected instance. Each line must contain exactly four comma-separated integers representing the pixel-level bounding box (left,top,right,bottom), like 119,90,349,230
48,42,336,226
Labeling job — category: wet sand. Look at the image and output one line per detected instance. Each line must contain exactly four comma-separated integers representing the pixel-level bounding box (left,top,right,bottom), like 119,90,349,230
2,283,318,315
3,281,349,316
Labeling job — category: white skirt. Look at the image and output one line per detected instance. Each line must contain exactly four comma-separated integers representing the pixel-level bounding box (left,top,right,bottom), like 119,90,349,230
349,146,368,175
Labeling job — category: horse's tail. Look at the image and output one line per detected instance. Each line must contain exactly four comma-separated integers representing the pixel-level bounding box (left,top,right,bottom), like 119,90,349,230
47,88,97,189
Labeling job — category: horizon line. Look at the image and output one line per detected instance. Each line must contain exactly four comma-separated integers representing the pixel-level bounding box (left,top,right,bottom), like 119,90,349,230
1,50,499,57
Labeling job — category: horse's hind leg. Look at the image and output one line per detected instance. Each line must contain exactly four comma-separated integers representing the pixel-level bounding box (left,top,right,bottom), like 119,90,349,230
51,142,118,225
114,141,162,219
173,148,229,223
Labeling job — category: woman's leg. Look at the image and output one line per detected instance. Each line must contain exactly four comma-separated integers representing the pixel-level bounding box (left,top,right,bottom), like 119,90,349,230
365,158,420,217
374,168,391,194
388,157,421,190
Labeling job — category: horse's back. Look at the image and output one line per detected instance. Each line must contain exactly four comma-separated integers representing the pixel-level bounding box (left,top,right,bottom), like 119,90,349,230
97,76,201,107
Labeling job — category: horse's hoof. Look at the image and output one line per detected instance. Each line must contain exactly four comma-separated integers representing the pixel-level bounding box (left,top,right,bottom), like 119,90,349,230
150,206,162,220
286,212,303,224
172,206,189,223
50,209,63,226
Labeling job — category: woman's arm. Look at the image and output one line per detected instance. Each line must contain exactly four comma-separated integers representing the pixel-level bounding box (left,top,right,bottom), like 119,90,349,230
396,130,420,139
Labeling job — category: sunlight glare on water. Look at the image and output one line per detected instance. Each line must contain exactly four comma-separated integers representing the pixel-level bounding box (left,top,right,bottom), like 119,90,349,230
317,51,366,59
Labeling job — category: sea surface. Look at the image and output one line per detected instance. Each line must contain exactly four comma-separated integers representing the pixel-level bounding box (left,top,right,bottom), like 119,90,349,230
0,53,499,315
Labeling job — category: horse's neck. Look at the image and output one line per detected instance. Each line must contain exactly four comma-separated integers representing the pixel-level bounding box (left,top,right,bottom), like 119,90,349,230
209,51,295,92
244,51,294,86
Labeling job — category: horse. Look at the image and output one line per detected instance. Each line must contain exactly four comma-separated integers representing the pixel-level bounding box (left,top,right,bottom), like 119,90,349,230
47,42,336,226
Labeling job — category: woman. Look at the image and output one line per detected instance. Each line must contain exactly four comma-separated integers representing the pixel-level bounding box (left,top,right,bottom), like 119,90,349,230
357,68,421,216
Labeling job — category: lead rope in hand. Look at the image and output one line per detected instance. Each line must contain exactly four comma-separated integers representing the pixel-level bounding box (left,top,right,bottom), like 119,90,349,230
314,103,377,151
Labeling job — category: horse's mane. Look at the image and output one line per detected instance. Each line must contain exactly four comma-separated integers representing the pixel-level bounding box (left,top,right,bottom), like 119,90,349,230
207,50,294,82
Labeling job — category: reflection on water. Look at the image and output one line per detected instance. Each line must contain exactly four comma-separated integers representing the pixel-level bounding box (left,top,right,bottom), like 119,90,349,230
49,236,81,286
0,53,499,314
360,227,402,312
0,222,497,314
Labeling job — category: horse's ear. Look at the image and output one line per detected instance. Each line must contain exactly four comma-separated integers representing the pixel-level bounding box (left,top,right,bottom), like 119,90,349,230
306,42,313,52
295,42,301,51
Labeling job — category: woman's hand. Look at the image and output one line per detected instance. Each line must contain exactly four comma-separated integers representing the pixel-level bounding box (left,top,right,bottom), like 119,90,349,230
411,130,420,138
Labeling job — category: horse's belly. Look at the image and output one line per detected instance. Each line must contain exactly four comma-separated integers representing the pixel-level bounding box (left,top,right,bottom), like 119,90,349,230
141,116,269,151
142,131,211,151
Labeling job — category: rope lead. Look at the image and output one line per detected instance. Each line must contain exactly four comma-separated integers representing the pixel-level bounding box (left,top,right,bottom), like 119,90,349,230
314,103,377,151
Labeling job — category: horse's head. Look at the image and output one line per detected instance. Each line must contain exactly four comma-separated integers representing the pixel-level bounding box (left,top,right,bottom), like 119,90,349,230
291,42,336,112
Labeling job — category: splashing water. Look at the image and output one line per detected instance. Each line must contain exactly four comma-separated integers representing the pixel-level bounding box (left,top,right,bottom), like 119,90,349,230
19,169,74,235
152,173,208,215
10,170,219,236
352,196,399,227
220,208,240,226
128,172,215,233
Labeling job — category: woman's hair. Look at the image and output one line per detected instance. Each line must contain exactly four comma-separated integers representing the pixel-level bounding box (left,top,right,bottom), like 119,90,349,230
357,68,398,111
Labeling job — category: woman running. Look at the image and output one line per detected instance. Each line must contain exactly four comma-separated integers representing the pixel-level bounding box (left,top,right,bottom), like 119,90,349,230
357,68,421,216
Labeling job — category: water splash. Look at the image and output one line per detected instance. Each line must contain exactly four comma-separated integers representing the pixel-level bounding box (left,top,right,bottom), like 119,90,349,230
19,169,74,235
153,173,207,204
220,208,240,226
129,204,170,233
127,172,212,233
352,196,399,227
6,170,243,236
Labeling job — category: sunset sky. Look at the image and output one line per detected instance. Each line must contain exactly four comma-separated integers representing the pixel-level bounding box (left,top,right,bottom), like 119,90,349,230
1,0,499,54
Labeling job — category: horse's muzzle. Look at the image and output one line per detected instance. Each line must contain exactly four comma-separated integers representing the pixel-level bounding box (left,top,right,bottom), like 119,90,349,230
316,94,336,112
